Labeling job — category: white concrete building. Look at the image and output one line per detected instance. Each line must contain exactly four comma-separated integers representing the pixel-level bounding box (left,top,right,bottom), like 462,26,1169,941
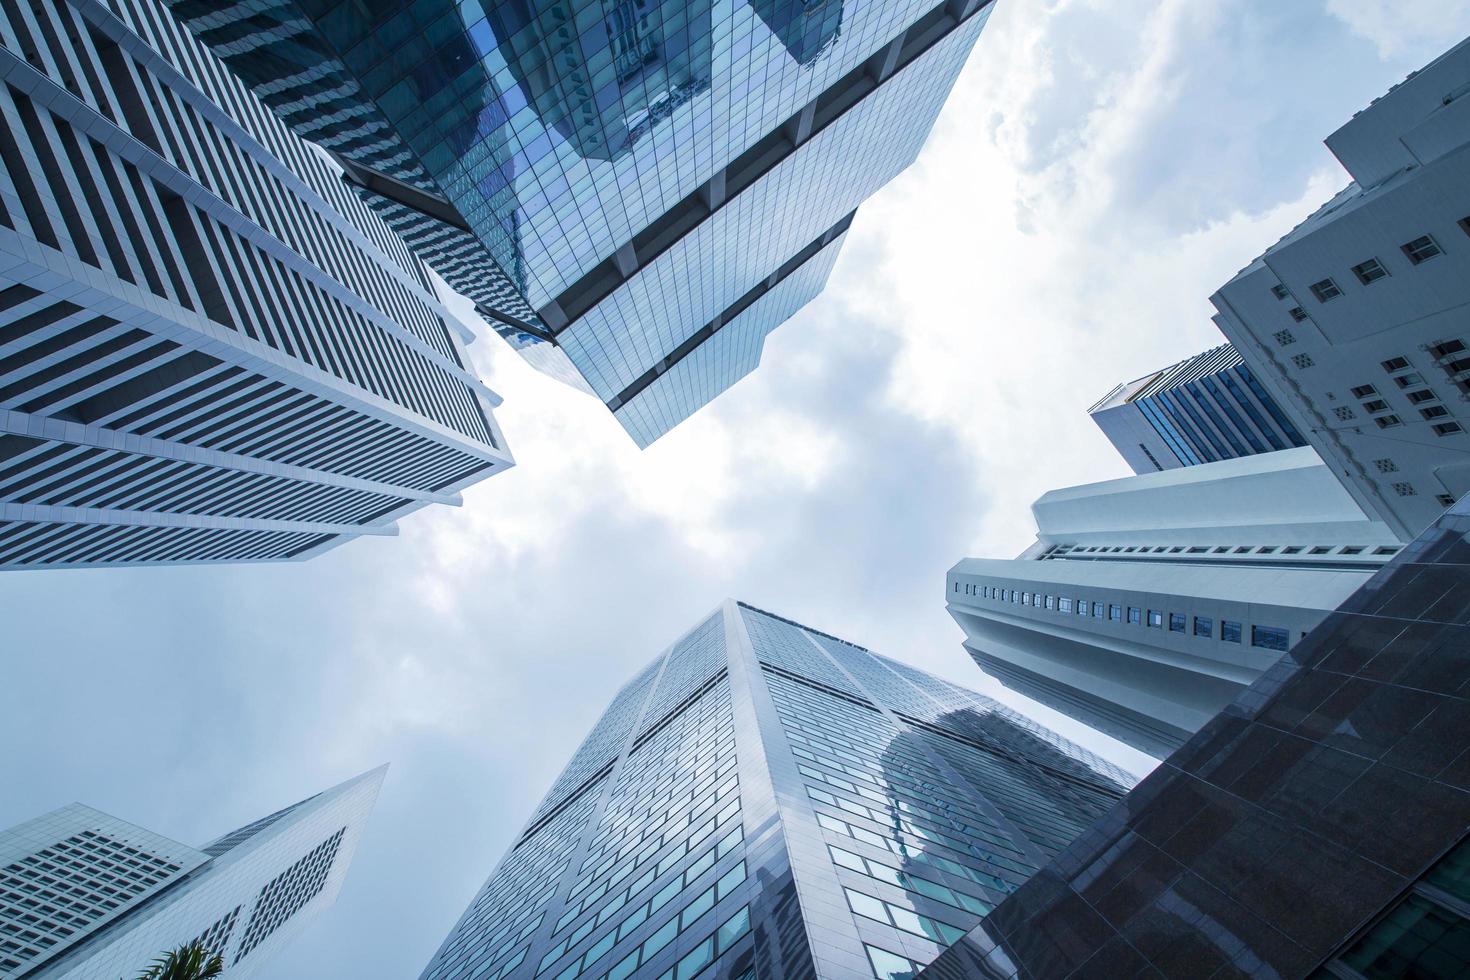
0,767,383,979
947,448,1398,758
1211,37,1470,541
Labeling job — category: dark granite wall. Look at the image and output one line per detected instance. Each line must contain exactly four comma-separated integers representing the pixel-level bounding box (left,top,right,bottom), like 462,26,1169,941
921,496,1470,980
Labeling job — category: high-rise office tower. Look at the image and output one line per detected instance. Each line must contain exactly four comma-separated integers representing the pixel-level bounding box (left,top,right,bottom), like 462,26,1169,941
1088,343,1307,475
948,447,1402,757
0,767,383,979
420,601,1131,980
922,491,1470,980
172,0,997,446
0,0,513,571
1210,37,1470,541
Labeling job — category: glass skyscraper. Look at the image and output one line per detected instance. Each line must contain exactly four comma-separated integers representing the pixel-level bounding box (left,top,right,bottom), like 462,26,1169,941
1088,343,1308,475
0,0,513,570
0,767,383,979
171,0,997,446
419,601,1131,980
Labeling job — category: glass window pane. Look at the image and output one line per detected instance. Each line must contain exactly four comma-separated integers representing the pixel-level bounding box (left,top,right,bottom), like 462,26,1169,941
641,918,678,959
1341,895,1470,980
866,945,919,980
675,938,714,980
845,888,890,924
607,950,640,980
717,906,751,953
716,862,746,900
680,885,715,928
1427,838,1470,904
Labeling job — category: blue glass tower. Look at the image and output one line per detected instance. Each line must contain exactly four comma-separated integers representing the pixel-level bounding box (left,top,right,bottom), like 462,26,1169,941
420,602,1130,980
170,0,997,445
1089,343,1308,474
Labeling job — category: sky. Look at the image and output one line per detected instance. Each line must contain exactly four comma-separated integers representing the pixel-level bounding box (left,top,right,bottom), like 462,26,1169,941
4,1,1470,977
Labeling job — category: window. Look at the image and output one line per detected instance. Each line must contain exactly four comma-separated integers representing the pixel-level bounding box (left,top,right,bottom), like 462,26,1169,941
1401,235,1442,264
1147,609,1163,629
1289,306,1309,322
866,946,920,980
1093,602,1105,618
1363,399,1388,413
844,888,966,945
1076,599,1088,616
1058,597,1073,613
1430,340,1466,358
1270,284,1290,299
1382,356,1411,372
1422,406,1449,420
1461,216,1470,238
1194,616,1213,638
1222,621,1242,643
1407,389,1438,404
1169,613,1187,633
1435,422,1464,436
1127,607,1142,625
1251,625,1290,652
1350,384,1377,398
1351,258,1388,284
1108,604,1122,622
1044,595,1055,610
1395,373,1424,388
1376,415,1403,429
1310,278,1342,302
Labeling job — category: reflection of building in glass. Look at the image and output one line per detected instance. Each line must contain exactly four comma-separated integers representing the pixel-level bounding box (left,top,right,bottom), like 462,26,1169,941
922,491,1470,980
0,0,512,571
0,768,382,979
188,0,997,446
751,0,845,66
164,0,535,332
486,0,714,163
419,601,1130,980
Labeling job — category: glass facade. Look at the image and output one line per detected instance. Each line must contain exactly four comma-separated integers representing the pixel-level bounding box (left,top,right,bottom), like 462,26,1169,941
921,492,1470,980
176,0,996,445
421,601,1131,980
1090,343,1308,473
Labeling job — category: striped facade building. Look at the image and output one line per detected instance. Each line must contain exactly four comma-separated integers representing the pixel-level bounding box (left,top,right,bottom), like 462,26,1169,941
1088,342,1308,475
0,0,512,570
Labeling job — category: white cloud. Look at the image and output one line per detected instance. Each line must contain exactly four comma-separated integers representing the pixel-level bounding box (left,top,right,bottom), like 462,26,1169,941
1326,0,1470,59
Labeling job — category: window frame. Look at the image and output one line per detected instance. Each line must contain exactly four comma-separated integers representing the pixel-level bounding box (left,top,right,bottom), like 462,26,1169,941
1401,235,1443,265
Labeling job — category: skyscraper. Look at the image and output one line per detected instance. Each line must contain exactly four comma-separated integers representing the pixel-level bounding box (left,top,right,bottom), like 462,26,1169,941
922,490,1470,980
948,447,1400,757
0,767,383,979
419,601,1131,980
172,0,997,446
0,0,512,570
1210,37,1470,540
1087,343,1307,475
